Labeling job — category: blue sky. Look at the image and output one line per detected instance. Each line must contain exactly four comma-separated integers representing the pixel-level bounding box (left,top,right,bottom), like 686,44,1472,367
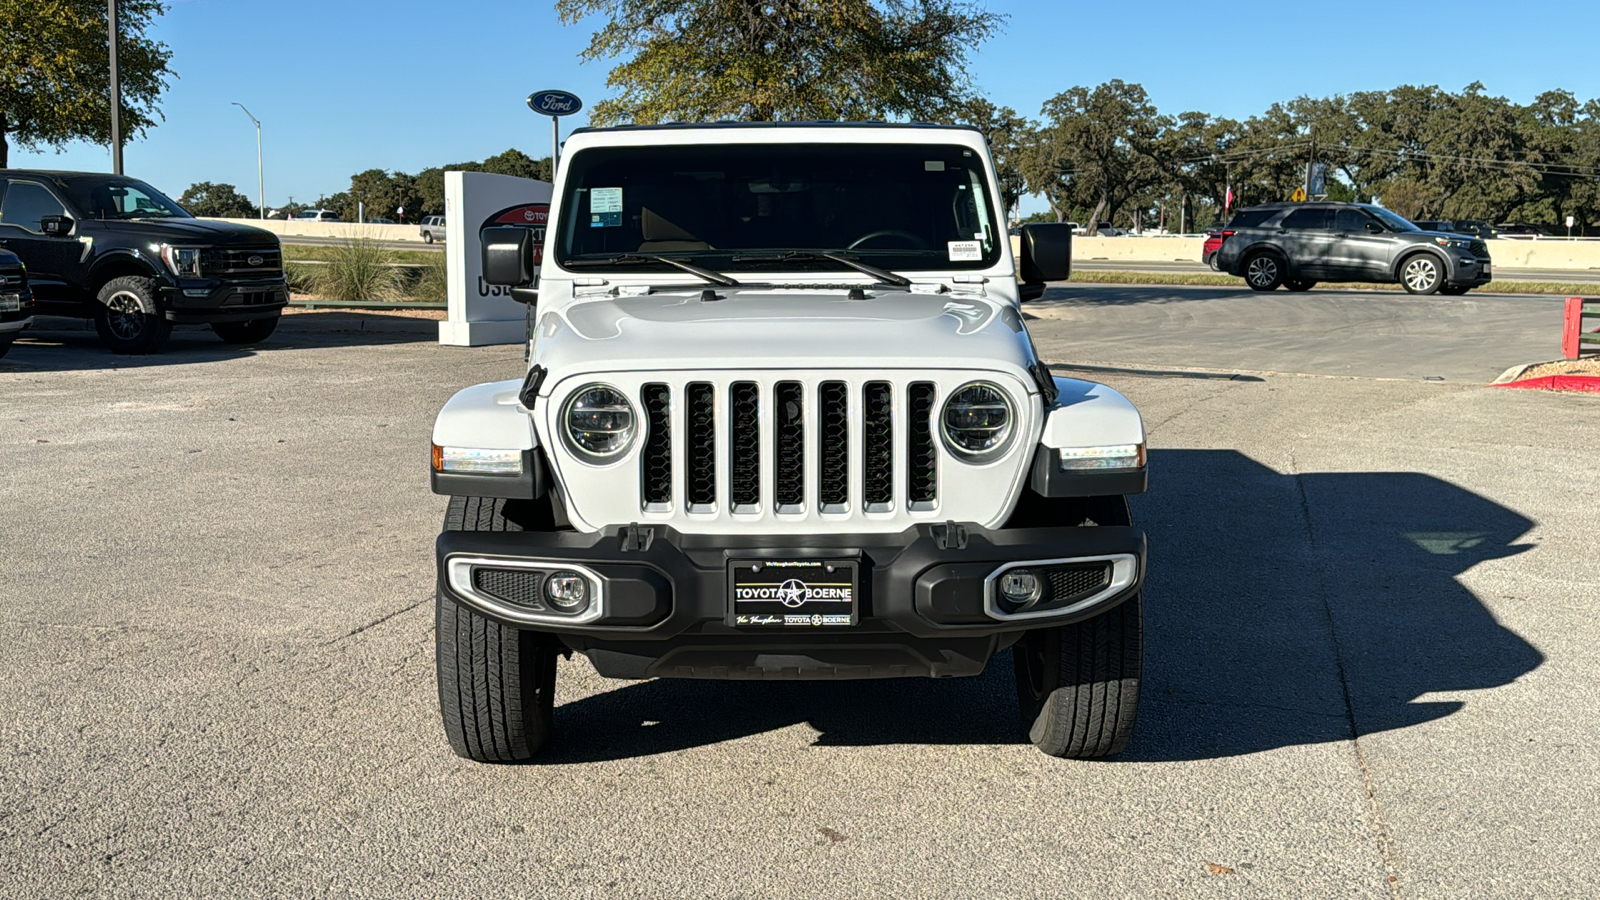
15,0,1599,212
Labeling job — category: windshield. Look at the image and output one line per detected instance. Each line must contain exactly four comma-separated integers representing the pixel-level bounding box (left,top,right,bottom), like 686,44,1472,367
64,177,192,219
1366,206,1420,232
556,142,1002,274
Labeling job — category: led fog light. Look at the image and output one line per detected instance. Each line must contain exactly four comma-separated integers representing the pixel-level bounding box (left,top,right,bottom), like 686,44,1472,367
544,571,591,613
999,569,1041,607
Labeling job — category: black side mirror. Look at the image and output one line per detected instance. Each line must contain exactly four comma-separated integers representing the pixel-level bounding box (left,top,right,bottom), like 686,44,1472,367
40,215,74,237
481,226,538,288
1365,221,1384,234
1018,223,1072,292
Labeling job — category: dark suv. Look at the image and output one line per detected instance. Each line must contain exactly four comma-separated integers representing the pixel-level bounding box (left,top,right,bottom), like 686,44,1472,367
0,170,287,353
1216,202,1492,296
0,248,35,360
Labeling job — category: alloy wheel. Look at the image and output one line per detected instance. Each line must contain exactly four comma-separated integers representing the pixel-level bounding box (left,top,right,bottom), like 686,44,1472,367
1404,258,1440,293
1247,256,1278,287
104,291,148,340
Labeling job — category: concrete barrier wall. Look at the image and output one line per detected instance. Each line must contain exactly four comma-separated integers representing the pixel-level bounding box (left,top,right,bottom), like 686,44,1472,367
200,218,427,243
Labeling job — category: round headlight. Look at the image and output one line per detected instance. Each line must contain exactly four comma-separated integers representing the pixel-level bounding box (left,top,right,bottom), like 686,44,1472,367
940,381,1015,460
563,384,636,461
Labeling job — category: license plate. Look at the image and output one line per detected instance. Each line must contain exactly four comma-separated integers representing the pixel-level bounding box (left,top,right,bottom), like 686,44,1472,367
1482,264,1491,276
728,559,859,628
0,293,18,312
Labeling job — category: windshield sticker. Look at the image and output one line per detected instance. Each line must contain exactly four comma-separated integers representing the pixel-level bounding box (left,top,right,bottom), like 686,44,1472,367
948,240,982,261
590,187,623,227
924,160,946,171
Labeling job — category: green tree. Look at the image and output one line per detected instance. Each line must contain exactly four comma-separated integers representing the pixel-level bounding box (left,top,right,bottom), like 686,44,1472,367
179,181,256,218
0,0,174,167
1035,81,1170,234
481,148,552,181
555,0,1005,124
947,98,1028,223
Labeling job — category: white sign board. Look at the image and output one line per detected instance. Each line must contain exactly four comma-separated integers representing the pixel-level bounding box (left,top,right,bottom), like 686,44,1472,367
438,170,553,347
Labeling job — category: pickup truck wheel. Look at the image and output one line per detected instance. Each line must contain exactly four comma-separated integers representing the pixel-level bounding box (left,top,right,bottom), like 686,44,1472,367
1014,591,1143,758
436,496,557,762
423,232,434,244
211,316,280,344
93,276,172,354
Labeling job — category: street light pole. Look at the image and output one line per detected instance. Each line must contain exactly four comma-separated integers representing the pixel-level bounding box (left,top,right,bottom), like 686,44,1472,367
232,103,263,219
108,0,123,175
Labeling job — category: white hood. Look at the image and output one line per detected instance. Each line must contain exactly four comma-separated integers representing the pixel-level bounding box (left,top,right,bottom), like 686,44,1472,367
532,287,1039,388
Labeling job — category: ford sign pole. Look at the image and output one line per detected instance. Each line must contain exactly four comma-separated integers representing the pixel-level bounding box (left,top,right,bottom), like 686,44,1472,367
526,90,583,178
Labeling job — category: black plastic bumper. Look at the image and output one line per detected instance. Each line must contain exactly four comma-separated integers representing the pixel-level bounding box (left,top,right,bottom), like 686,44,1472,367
161,279,288,323
437,521,1145,680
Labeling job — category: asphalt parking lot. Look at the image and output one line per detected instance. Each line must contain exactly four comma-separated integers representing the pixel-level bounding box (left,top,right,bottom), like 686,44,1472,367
2,289,1597,898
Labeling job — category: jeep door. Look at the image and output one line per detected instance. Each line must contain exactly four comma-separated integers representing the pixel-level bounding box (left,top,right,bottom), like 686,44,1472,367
0,179,84,303
1328,207,1392,281
1275,207,1336,278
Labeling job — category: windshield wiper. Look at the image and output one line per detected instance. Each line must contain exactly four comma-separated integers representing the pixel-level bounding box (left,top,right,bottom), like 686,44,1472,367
730,250,912,287
565,253,740,287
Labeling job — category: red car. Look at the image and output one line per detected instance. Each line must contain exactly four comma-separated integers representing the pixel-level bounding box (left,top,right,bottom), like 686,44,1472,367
1202,229,1227,269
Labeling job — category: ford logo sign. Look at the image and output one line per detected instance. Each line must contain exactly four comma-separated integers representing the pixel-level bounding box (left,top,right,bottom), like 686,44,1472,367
247,254,264,266
527,90,583,117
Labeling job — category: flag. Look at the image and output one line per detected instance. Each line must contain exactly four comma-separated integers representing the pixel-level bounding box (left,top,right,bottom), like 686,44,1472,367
1225,185,1234,211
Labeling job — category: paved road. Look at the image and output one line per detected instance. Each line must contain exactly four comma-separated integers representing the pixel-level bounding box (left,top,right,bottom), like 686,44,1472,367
1,306,1596,897
282,234,440,252
1028,283,1562,383
1074,258,1600,284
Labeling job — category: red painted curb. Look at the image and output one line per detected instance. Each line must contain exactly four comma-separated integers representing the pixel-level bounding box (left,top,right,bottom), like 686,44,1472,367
1493,375,1600,393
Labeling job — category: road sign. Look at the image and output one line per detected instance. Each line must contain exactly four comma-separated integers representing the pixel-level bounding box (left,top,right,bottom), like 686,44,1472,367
1290,186,1307,202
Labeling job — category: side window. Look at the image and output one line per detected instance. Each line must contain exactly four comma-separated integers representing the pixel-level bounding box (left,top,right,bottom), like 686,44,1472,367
1335,209,1370,233
1225,209,1273,228
0,181,68,233
1280,208,1331,230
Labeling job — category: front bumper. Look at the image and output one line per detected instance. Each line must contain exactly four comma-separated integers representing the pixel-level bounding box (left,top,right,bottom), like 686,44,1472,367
437,521,1145,680
1450,256,1493,286
160,278,289,324
1,290,35,331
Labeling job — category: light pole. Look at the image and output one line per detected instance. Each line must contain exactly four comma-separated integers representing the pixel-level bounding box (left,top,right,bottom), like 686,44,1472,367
232,102,263,218
108,0,122,174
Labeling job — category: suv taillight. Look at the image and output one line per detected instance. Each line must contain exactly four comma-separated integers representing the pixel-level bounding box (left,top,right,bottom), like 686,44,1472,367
1220,230,1235,238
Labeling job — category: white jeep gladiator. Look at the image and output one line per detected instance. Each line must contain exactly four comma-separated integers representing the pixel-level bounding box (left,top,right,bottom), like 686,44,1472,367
429,123,1148,761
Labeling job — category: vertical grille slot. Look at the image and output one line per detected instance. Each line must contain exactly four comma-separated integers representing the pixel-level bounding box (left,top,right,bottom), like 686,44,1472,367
729,382,761,512
908,382,938,507
862,381,894,511
774,381,805,512
640,384,672,510
686,382,716,512
818,381,849,512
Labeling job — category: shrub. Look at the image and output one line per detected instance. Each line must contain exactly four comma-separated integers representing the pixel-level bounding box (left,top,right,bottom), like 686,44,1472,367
316,237,402,301
409,251,449,303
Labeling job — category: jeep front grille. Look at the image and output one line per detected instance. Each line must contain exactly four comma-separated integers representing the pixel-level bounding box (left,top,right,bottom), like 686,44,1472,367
638,378,941,515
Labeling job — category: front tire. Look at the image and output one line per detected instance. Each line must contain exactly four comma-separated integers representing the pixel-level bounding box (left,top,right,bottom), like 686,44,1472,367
1014,592,1144,758
1243,253,1284,291
1400,254,1444,294
1284,279,1316,292
93,276,172,354
423,232,434,244
211,316,280,344
436,496,558,762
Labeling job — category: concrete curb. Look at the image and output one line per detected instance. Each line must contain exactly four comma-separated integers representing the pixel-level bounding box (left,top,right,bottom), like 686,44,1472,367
1491,374,1600,393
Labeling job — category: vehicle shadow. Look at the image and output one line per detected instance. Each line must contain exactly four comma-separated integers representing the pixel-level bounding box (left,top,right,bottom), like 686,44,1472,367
1027,283,1404,309
532,449,1543,763
0,312,448,373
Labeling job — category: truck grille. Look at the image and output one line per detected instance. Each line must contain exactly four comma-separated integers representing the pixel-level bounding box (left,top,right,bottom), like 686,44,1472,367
637,378,940,515
202,246,283,277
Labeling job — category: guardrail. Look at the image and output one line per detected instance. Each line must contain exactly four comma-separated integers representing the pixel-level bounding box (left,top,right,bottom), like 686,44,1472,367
1562,297,1600,359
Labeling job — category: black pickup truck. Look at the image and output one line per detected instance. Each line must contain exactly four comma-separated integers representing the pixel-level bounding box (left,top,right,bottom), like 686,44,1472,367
0,170,287,354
